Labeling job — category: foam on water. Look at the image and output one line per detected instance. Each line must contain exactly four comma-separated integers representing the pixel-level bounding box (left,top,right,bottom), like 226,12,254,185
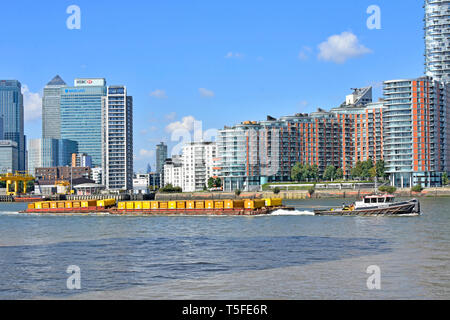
270,209,315,216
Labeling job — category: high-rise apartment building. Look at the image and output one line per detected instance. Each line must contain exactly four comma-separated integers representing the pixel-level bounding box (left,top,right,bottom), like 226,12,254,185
101,86,133,191
0,80,25,171
384,76,449,187
425,0,450,83
60,78,107,167
218,87,386,191
182,142,219,192
156,142,168,173
42,75,66,139
71,153,92,168
163,156,183,189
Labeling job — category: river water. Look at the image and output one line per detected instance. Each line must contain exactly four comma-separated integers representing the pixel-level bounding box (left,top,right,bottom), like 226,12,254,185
0,198,449,300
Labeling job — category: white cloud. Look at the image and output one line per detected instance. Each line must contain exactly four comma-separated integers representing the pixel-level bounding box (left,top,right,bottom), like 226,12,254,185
298,46,312,61
138,149,155,159
298,100,308,107
165,115,196,133
165,112,177,121
318,32,372,64
225,52,244,59
199,88,215,98
22,85,42,122
150,89,168,99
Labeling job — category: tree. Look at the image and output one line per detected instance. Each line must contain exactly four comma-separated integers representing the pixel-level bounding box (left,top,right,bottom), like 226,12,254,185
335,168,344,180
160,184,182,193
311,164,319,182
235,189,241,196
291,162,303,182
323,166,337,181
376,160,387,179
443,172,449,186
351,161,363,179
379,186,396,194
207,177,215,189
208,177,222,189
361,159,374,179
369,167,377,180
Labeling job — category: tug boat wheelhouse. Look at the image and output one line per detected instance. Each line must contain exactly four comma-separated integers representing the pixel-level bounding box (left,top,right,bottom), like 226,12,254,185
314,194,421,216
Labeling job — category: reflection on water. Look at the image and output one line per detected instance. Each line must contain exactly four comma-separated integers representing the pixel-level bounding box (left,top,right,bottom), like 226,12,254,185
0,198,449,299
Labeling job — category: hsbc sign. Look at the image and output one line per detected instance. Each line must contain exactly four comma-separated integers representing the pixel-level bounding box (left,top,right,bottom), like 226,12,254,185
74,78,105,87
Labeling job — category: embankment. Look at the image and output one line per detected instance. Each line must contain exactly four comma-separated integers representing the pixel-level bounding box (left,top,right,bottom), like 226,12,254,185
156,187,450,200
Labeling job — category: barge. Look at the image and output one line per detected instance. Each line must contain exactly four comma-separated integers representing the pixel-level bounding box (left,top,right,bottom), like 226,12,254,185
314,194,421,216
21,198,291,216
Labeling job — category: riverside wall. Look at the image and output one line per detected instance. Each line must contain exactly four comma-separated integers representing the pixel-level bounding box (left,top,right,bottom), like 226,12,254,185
155,187,450,200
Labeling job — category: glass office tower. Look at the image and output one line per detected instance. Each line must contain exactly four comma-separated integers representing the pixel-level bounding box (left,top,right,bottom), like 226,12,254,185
425,0,450,83
156,142,168,173
60,79,107,167
27,138,78,176
0,80,25,171
42,75,66,139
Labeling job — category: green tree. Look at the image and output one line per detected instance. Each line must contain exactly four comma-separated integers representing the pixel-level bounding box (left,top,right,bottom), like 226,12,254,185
207,177,215,189
335,168,344,180
369,166,377,179
376,160,387,179
291,162,303,182
442,172,449,186
311,164,319,182
361,159,374,179
351,161,363,179
323,166,337,181
215,178,222,188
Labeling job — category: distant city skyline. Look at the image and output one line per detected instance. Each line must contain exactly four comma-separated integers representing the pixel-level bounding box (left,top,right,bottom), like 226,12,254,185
0,0,429,172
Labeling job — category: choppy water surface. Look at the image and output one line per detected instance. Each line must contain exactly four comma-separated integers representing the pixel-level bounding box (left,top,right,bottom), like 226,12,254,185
0,198,449,299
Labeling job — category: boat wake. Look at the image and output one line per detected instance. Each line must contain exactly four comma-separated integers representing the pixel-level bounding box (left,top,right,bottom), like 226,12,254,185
270,209,315,216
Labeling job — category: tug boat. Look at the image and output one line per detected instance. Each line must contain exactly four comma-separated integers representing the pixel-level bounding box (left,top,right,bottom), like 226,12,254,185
314,194,421,216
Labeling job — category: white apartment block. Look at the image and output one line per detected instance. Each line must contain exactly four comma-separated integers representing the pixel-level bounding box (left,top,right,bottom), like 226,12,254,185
182,142,219,192
101,86,133,191
163,156,183,189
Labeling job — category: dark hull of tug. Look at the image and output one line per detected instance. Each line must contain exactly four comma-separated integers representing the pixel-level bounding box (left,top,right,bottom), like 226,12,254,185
314,200,420,216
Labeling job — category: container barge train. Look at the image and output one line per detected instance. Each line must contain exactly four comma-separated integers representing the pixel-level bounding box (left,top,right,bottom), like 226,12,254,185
22,198,290,216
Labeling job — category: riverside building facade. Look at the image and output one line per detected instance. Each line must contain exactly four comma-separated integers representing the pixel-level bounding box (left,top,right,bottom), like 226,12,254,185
60,79,107,167
0,80,25,171
42,75,66,139
383,76,450,188
425,0,450,83
218,87,389,191
101,86,133,191
182,142,219,192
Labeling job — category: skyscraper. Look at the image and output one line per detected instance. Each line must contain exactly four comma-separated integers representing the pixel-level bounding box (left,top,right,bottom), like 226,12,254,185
101,86,133,191
60,78,107,167
0,80,25,171
384,77,449,188
156,142,168,173
424,0,450,83
27,138,78,176
42,75,66,139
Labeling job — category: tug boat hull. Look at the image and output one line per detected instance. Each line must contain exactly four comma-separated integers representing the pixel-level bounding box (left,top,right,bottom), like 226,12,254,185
315,199,420,216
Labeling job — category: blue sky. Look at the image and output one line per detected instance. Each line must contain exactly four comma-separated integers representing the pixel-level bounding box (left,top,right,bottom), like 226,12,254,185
0,0,424,172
